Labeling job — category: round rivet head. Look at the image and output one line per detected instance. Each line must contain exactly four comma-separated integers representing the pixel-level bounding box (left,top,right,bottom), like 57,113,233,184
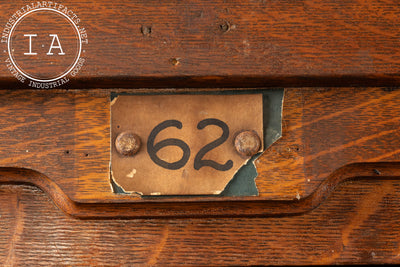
234,130,261,157
115,132,141,156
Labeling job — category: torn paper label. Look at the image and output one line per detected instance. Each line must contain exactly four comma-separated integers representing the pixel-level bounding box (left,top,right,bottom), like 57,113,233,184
110,93,264,195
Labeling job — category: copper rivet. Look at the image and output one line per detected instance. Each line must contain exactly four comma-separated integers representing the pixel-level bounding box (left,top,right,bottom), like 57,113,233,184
234,130,261,157
115,132,141,156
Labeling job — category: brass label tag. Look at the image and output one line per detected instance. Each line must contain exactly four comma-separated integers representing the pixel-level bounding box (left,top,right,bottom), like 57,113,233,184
111,94,263,195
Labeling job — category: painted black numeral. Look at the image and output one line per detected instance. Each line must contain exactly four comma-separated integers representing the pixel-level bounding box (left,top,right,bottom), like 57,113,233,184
147,120,190,170
194,118,233,171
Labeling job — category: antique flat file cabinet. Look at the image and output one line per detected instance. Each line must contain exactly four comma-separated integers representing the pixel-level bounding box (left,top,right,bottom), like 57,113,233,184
1,0,400,265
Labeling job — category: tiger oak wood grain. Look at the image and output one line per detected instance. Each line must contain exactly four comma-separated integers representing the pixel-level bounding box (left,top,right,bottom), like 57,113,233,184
1,162,399,219
0,87,400,219
1,180,400,265
1,0,400,265
258,87,400,200
2,0,400,88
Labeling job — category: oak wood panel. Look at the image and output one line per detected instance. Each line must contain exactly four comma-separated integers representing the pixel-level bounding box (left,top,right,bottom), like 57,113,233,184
0,87,398,219
1,179,400,265
0,90,111,202
1,88,400,218
2,0,400,88
0,0,399,265
0,162,398,219
257,87,400,200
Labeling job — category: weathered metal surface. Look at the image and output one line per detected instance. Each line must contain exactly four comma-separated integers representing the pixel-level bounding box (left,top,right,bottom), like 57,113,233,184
115,132,141,156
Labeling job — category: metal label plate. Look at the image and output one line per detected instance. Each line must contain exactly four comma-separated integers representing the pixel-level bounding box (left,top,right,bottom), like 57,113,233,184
111,94,263,195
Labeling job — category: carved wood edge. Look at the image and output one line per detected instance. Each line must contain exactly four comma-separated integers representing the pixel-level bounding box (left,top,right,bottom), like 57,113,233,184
0,162,398,219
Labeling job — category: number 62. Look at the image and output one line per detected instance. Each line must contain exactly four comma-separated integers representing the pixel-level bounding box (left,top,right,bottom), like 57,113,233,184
147,119,233,171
